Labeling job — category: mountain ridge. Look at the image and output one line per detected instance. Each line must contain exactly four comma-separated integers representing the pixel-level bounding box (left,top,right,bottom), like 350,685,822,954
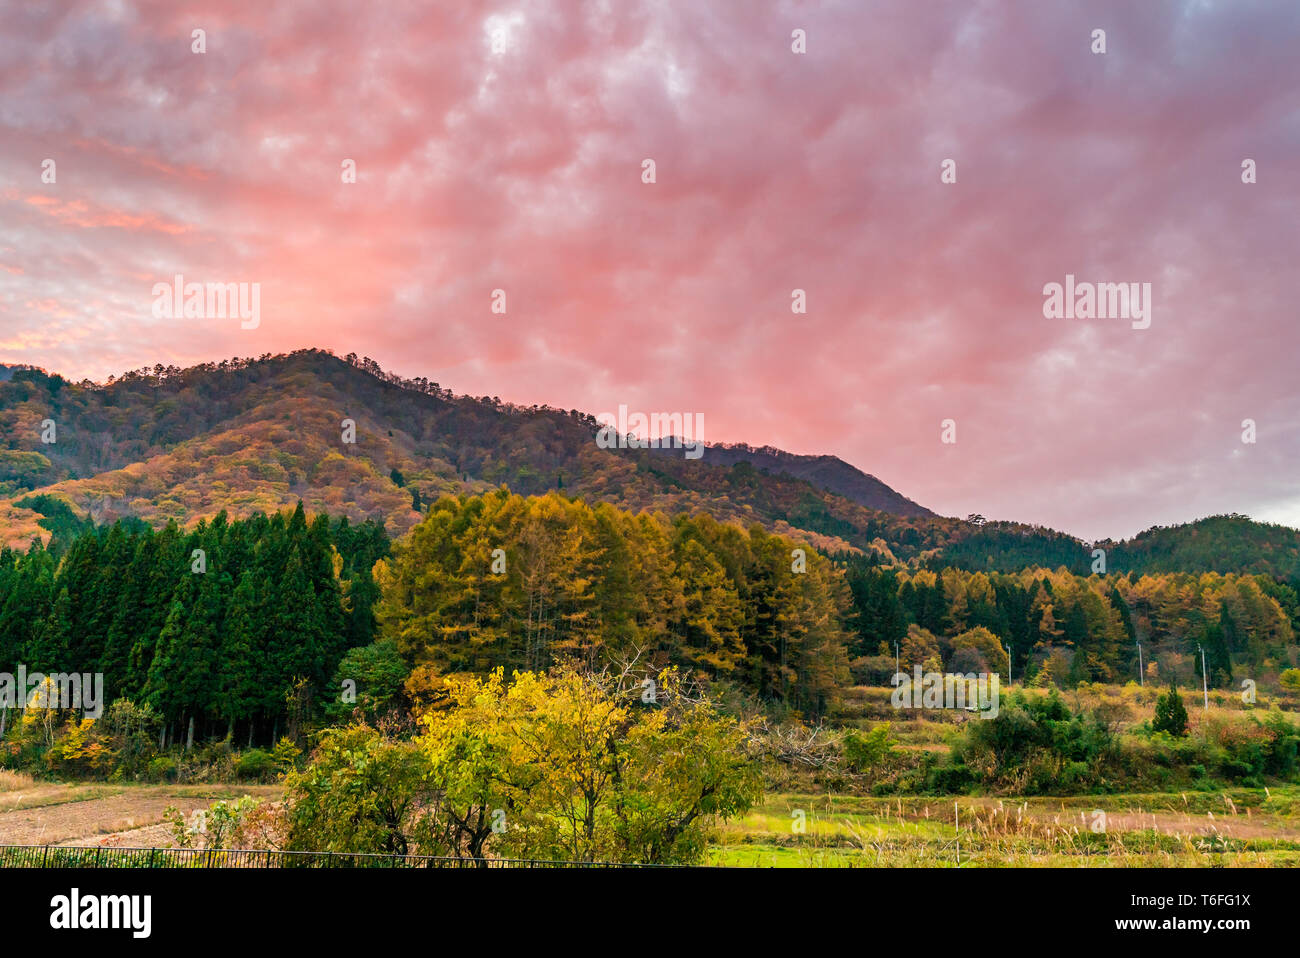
0,349,937,551
0,349,1296,580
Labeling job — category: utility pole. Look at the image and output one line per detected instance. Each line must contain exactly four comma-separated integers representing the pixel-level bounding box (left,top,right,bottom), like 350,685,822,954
1198,644,1209,712
895,640,900,680
1136,641,1143,687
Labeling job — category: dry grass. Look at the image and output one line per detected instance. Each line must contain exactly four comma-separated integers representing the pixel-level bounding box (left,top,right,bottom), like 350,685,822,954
0,769,36,792
711,788,1300,867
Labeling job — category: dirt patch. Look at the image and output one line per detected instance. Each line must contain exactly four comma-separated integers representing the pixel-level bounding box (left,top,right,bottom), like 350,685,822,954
0,785,280,846
0,793,198,845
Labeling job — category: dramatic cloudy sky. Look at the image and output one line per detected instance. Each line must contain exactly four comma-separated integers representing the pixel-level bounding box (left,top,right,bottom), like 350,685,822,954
1,0,1297,540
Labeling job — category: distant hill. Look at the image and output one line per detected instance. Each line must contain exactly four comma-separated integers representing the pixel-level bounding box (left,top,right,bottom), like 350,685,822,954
918,515,1300,581
0,349,1295,581
1098,515,1300,580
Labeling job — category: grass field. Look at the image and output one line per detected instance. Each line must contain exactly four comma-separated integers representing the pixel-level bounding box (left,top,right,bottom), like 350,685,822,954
6,772,1298,866
6,677,1300,866
708,789,1300,866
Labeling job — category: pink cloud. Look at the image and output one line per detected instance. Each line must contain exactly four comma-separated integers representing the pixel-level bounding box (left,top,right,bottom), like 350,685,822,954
0,0,1297,540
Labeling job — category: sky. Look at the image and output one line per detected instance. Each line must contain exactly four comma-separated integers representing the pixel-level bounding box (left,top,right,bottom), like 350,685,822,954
1,0,1297,542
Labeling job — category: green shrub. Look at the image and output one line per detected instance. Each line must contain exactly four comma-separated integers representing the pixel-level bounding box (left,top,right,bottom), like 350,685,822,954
842,724,896,773
236,749,277,781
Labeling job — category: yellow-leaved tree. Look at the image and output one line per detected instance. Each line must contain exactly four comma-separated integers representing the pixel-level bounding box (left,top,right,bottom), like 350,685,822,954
416,665,763,864
283,664,761,865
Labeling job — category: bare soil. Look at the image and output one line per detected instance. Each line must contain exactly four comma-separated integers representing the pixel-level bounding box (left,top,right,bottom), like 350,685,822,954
0,783,280,847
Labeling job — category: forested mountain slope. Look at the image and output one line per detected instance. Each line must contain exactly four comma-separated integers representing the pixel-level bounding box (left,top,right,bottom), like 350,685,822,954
0,349,1296,580
0,349,943,552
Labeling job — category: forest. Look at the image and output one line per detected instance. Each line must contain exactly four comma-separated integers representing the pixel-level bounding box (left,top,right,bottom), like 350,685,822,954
1,492,1297,763
844,557,1297,688
2,493,1298,866
0,504,388,748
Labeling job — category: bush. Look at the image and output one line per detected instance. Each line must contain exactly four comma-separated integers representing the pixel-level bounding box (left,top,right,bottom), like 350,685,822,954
164,796,261,849
236,749,277,782
271,737,302,769
842,724,896,774
147,756,177,782
44,719,115,777
946,691,1114,794
924,762,974,793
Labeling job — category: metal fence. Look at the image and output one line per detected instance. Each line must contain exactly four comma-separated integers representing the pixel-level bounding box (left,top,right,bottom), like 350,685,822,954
0,844,664,869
